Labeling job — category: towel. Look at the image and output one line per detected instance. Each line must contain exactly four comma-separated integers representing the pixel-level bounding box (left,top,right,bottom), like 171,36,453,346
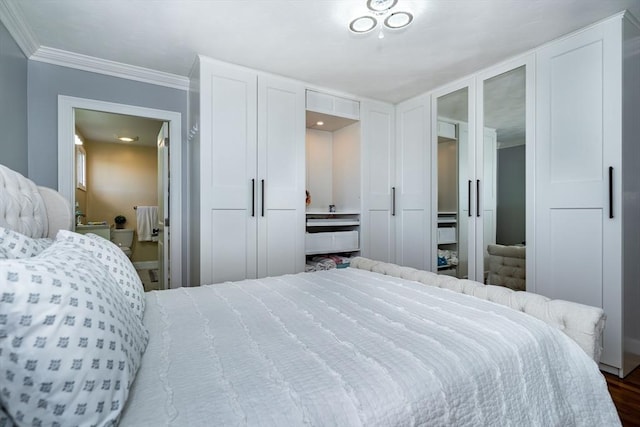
136,206,158,242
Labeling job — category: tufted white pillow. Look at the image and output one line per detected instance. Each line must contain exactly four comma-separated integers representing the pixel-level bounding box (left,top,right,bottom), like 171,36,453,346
56,230,145,320
0,227,53,260
0,238,149,426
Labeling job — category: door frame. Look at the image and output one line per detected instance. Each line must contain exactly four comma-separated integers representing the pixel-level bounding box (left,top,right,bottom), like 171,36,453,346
57,95,183,289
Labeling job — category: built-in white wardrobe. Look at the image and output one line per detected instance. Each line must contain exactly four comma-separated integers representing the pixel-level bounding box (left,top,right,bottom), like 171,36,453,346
533,13,640,377
186,11,638,378
189,56,305,285
361,97,432,270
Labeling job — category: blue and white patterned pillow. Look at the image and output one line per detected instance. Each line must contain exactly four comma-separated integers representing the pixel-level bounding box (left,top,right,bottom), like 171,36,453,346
0,227,52,260
56,230,145,320
0,406,14,427
0,238,149,426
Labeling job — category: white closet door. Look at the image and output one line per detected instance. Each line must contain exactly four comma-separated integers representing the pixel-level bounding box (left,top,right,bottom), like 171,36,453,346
535,21,621,366
202,62,258,284
361,101,396,263
474,128,497,282
395,95,431,270
257,75,305,278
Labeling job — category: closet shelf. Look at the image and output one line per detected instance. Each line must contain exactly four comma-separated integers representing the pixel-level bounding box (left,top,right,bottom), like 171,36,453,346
307,219,360,227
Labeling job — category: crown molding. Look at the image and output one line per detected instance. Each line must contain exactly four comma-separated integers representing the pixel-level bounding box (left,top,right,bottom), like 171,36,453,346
31,46,190,91
0,0,39,57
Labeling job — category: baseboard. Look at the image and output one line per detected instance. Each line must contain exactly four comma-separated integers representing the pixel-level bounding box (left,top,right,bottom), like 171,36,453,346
133,261,159,270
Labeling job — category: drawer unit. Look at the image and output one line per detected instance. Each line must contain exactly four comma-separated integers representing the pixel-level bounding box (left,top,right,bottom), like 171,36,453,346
305,230,359,255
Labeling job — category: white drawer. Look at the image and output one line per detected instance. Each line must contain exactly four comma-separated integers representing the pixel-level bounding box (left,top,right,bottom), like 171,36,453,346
305,230,359,254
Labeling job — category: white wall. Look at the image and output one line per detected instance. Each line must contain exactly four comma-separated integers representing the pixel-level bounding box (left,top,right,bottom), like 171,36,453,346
305,129,333,210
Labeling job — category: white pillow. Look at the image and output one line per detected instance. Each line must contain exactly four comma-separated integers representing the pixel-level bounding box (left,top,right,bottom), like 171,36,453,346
56,230,145,320
0,227,52,260
0,238,149,426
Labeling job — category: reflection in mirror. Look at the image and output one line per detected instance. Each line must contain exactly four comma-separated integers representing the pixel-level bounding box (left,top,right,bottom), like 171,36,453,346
483,65,526,290
436,87,468,279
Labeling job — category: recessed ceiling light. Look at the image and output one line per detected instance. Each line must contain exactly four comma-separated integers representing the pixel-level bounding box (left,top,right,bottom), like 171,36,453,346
117,136,139,142
349,16,377,33
316,121,324,126
384,11,413,29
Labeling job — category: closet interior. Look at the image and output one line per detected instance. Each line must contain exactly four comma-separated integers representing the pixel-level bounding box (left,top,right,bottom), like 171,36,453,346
304,91,361,269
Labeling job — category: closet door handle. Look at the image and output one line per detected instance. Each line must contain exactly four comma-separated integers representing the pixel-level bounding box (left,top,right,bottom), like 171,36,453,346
261,179,265,217
251,179,255,217
391,187,396,216
608,166,614,219
476,179,481,217
468,180,472,217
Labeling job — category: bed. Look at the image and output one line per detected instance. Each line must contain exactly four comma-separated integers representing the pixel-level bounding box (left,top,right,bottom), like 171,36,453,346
0,164,621,426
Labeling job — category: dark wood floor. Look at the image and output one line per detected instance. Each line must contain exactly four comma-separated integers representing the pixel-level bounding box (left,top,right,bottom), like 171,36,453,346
605,367,640,426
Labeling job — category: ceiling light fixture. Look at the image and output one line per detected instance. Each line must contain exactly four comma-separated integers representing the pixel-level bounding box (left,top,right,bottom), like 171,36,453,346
117,136,139,142
348,0,413,35
316,121,324,126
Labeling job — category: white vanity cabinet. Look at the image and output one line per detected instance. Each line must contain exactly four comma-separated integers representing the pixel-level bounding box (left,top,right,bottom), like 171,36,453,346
534,13,640,377
189,56,305,285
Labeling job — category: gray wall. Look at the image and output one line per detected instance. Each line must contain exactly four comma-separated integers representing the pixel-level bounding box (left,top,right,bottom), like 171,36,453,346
27,61,189,282
27,61,188,188
496,145,525,245
0,19,27,174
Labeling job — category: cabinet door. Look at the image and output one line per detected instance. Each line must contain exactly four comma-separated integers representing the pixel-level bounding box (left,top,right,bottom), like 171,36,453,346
257,75,305,277
361,101,395,263
535,21,621,367
395,95,431,270
201,61,258,284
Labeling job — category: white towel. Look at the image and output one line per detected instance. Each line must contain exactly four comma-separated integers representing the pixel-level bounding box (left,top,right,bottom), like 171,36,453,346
136,206,158,242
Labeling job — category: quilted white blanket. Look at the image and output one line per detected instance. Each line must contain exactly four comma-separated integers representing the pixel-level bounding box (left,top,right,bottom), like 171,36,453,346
119,268,619,426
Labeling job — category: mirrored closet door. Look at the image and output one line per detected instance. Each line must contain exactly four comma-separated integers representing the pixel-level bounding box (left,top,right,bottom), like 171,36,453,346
434,83,473,279
476,64,529,289
434,58,532,286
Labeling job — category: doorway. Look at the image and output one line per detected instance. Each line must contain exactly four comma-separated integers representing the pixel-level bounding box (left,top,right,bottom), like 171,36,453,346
58,96,182,289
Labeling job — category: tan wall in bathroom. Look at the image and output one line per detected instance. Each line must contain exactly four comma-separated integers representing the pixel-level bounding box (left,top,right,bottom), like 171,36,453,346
84,140,158,263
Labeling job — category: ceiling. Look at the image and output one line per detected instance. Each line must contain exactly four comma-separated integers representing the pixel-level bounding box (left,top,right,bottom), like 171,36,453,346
3,0,639,104
75,109,164,147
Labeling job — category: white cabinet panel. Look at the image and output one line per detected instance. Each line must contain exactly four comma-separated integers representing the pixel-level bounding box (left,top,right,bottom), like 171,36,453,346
549,41,603,184
395,96,431,270
366,210,393,262
399,210,428,269
306,90,359,120
538,209,604,307
191,57,304,285
534,15,640,376
209,210,254,283
361,101,395,262
265,210,301,277
258,76,305,277
209,73,257,210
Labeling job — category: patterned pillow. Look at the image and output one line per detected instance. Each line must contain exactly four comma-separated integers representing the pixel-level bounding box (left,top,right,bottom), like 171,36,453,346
0,238,149,426
0,406,14,427
0,227,53,260
56,230,145,320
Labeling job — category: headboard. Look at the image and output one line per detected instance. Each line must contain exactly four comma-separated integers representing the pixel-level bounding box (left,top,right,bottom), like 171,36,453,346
0,164,72,238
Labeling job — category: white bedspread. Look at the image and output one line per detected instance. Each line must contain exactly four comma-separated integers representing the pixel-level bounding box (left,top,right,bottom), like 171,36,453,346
119,268,619,426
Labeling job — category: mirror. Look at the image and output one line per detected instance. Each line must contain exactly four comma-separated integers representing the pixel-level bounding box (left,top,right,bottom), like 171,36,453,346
436,87,469,279
482,65,526,288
